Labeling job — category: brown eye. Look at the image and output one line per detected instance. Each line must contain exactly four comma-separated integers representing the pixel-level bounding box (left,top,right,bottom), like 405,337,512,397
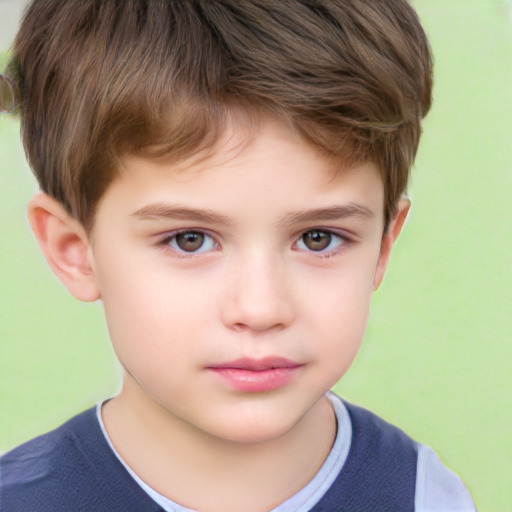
301,230,332,251
172,231,206,252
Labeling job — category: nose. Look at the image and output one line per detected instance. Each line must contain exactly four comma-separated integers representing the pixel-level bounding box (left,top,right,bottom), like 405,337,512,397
221,255,295,333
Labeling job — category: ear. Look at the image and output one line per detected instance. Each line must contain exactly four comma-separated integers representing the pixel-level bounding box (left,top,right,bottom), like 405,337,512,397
373,198,411,290
28,192,100,302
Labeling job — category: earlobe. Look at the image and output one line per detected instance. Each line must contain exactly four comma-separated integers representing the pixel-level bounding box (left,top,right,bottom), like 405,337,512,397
373,198,410,290
28,192,100,302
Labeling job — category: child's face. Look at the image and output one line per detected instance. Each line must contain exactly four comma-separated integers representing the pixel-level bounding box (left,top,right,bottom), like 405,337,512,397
87,120,394,443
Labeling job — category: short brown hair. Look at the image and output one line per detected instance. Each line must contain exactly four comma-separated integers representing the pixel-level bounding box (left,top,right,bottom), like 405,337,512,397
6,0,432,231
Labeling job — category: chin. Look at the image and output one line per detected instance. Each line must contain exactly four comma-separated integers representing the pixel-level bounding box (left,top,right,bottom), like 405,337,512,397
204,414,300,445
218,427,291,445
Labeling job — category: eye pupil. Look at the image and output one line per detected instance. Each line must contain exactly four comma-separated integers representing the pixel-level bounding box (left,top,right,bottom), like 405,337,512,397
176,232,204,252
303,230,331,251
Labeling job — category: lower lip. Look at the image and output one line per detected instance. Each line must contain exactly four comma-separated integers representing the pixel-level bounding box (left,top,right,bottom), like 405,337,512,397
208,366,301,392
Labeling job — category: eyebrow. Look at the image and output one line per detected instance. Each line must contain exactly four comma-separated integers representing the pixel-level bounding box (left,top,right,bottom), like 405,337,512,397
131,202,374,227
277,203,374,227
131,203,233,225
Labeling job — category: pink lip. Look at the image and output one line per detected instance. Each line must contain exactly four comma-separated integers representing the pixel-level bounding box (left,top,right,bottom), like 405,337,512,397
207,357,303,392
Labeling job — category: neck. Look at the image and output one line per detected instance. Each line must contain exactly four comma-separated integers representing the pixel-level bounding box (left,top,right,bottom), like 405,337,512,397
102,375,336,512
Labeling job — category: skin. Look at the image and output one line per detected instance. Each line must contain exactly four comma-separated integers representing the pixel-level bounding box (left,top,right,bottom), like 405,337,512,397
29,119,409,511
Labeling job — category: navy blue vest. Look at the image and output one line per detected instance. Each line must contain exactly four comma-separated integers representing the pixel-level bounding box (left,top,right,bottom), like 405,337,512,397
310,401,417,511
1,400,417,511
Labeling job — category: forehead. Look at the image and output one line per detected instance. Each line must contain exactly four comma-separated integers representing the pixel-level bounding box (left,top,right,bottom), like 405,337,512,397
96,119,384,227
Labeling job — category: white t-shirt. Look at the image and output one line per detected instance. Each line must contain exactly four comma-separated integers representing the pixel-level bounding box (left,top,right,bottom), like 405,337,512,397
97,393,475,512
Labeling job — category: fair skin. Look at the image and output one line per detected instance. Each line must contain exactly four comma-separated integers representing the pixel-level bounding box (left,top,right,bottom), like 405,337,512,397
29,119,409,512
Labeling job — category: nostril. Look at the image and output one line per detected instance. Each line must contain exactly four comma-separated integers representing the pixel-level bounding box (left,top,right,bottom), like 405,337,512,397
231,323,245,332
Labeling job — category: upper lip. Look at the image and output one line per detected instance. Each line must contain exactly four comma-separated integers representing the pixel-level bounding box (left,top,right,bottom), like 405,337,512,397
207,357,301,371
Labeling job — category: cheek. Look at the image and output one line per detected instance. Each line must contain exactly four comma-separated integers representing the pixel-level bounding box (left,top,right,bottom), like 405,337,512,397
95,255,210,371
301,249,376,322
299,256,377,376
315,285,370,358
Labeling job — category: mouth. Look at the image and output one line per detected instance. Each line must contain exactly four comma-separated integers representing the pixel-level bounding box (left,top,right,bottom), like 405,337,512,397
206,357,304,393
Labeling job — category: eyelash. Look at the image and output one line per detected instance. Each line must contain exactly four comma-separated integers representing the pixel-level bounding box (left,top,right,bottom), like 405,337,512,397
293,229,349,258
159,230,219,256
158,228,352,258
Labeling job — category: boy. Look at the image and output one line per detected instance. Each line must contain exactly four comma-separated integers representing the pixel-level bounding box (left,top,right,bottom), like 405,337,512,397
0,1,475,510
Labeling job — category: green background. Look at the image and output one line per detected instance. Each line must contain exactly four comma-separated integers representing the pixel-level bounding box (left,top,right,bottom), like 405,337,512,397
1,1,511,510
